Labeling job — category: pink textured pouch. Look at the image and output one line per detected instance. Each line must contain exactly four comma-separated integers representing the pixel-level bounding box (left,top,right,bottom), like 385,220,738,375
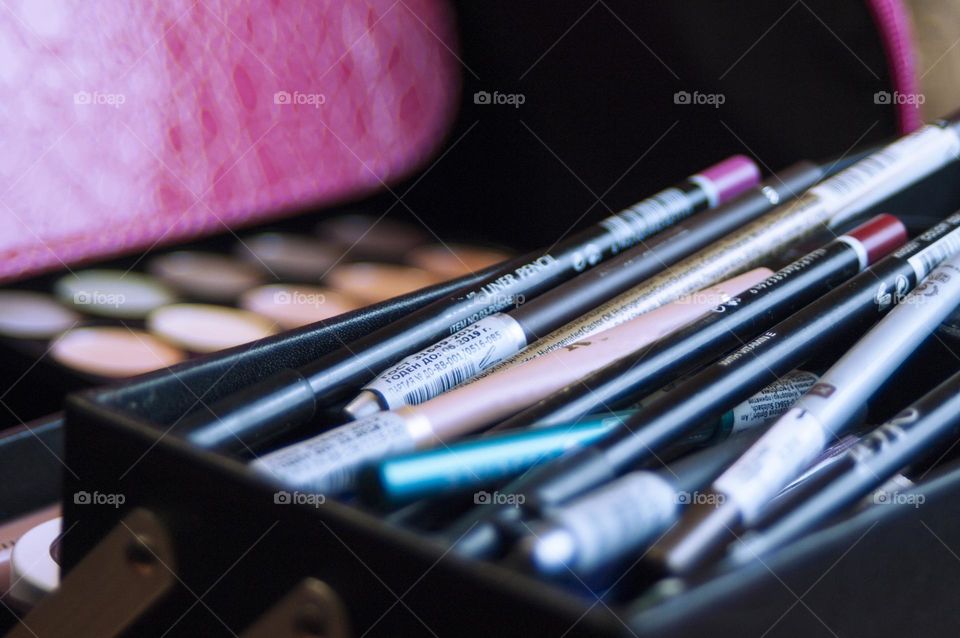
0,0,460,282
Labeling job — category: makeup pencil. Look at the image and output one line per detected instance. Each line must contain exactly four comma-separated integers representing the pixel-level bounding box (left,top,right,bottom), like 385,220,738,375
517,429,766,579
250,271,769,494
652,250,960,574
178,156,761,452
441,120,960,390
345,162,824,417
443,214,960,559
519,428,868,580
728,368,960,564
491,214,905,432
252,214,907,498
357,369,818,507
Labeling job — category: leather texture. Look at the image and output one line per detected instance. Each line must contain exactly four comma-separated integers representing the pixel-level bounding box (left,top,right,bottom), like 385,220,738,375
0,0,460,282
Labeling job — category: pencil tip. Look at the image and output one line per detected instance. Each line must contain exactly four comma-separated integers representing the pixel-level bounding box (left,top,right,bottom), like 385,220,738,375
646,496,742,576
343,390,384,420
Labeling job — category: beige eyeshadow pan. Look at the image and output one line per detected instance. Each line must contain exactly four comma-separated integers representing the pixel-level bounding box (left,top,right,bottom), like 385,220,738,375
408,243,512,279
147,304,279,353
315,214,428,260
235,233,339,281
54,270,176,319
324,263,441,305
148,251,265,302
51,327,186,378
239,284,360,330
0,291,81,339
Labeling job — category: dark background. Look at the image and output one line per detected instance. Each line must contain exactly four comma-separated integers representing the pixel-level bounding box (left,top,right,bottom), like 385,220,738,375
391,0,900,248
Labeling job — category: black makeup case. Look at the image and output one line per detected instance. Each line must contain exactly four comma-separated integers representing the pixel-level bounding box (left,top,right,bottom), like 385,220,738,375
10,1,960,636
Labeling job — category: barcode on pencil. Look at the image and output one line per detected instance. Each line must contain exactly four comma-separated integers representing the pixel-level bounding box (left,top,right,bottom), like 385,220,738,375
601,188,692,252
909,229,960,279
813,154,894,200
403,361,479,405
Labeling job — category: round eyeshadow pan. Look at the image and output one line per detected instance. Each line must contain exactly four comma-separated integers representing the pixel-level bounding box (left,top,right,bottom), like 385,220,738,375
315,214,428,260
54,270,176,319
408,244,512,280
240,285,360,330
0,291,81,339
149,251,265,302
235,233,339,281
325,263,441,305
51,327,186,378
147,304,279,353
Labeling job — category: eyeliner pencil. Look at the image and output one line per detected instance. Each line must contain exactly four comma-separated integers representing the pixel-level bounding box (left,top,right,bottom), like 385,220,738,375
250,272,767,494
654,249,960,574
442,120,960,391
520,428,866,580
357,369,818,508
728,368,960,564
251,215,904,500
177,156,760,452
491,215,904,432
252,215,903,501
444,213,960,559
351,123,960,415
346,162,823,416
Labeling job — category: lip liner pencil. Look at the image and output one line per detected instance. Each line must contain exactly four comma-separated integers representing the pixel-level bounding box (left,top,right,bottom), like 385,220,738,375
345,162,825,417
427,119,960,397
490,214,904,433
176,156,760,453
250,271,768,493
357,370,818,508
443,214,960,559
727,368,960,564
652,250,960,574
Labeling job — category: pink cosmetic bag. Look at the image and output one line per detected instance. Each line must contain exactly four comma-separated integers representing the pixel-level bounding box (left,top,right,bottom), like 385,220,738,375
0,0,460,283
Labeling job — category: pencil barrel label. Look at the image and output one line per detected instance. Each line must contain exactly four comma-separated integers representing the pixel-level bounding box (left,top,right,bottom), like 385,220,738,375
481,194,829,376
252,412,415,494
713,407,829,522
809,125,960,214
599,187,698,254
551,472,678,570
729,370,819,432
364,314,528,408
907,227,960,281
851,409,919,462
450,256,558,333
727,256,960,524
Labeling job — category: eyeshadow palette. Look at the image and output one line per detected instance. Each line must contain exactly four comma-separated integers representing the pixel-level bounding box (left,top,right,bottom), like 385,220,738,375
0,211,510,429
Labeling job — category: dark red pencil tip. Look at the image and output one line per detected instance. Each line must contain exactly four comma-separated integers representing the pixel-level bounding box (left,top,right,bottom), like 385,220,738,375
846,213,909,266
